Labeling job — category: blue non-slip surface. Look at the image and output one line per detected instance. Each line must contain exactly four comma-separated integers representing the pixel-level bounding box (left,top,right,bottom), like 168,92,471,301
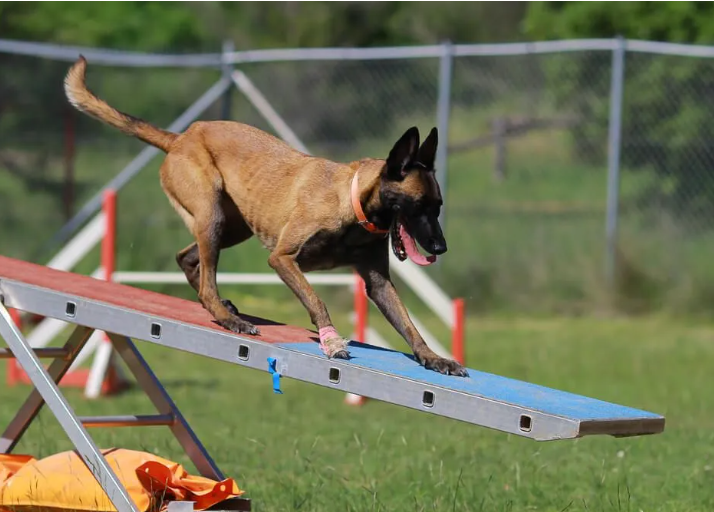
278,341,663,422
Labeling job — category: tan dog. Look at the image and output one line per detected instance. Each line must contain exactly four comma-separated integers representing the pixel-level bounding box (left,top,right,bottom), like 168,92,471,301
64,56,467,377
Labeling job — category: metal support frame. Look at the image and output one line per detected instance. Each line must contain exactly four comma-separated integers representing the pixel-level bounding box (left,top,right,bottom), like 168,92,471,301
0,305,137,512
221,40,235,121
1,322,95,454
0,301,250,512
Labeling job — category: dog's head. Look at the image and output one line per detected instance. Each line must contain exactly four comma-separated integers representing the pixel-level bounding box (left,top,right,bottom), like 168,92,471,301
379,126,446,265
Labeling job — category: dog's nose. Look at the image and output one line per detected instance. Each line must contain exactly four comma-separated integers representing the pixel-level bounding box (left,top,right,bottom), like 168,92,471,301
431,239,447,255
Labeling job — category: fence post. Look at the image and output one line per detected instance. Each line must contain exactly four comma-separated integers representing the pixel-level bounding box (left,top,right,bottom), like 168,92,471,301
492,116,507,182
221,39,235,121
436,40,454,230
605,36,626,288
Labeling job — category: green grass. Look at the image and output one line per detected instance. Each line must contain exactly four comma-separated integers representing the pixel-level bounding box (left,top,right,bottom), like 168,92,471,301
1,304,712,512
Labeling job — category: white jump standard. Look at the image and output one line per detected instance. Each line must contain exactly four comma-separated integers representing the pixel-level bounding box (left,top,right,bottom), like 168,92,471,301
0,256,665,512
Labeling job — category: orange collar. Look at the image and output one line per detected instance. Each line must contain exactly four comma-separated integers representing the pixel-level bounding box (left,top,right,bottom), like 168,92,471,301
351,170,389,235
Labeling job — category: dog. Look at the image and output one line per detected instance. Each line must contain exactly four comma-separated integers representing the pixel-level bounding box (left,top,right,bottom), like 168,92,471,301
63,56,467,377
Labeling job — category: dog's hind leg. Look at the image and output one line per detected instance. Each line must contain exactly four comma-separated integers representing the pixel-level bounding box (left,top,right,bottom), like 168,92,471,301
176,242,237,315
192,204,259,335
176,242,201,292
176,217,253,317
161,154,258,335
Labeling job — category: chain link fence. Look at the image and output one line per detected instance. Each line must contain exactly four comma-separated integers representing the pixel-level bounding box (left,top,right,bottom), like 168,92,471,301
617,49,714,313
440,49,613,313
1,38,713,315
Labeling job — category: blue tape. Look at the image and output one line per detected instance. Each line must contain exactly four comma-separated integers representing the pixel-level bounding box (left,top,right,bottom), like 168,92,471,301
267,357,283,394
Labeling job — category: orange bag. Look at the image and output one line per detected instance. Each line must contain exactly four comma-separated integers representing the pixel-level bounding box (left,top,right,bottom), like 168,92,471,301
0,449,244,512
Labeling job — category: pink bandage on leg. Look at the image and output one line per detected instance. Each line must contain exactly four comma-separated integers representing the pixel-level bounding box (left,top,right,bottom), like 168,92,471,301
319,326,339,342
318,326,349,358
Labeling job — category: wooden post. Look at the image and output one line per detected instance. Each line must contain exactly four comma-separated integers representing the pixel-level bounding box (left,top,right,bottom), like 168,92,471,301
492,116,507,182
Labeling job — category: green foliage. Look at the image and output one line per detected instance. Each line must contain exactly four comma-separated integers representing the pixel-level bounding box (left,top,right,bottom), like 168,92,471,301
524,2,714,44
0,2,530,51
0,2,206,50
0,2,530,194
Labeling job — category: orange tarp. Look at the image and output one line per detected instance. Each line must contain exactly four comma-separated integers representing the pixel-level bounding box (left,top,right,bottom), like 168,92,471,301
0,449,244,512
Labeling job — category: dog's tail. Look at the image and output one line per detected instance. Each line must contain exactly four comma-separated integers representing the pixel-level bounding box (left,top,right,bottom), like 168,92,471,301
64,55,177,153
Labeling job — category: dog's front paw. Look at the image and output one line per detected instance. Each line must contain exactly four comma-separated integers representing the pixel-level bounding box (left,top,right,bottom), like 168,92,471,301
320,336,351,359
219,317,260,336
420,353,469,377
318,326,351,359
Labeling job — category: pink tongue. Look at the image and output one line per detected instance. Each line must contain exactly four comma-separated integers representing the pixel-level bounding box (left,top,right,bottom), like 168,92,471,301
399,224,436,266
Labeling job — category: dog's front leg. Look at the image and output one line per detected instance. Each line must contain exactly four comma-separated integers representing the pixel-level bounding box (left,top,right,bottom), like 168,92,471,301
268,250,350,359
355,259,468,377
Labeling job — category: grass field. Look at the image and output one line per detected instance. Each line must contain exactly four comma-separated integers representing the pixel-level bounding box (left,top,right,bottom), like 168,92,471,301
1,300,712,512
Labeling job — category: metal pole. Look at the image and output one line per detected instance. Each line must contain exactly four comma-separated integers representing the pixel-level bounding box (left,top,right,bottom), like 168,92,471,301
0,310,139,512
605,36,626,287
107,333,225,480
232,70,309,154
221,39,235,120
1,324,95,453
435,40,454,230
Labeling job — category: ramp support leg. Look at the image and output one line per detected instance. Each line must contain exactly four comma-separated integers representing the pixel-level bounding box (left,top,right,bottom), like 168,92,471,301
106,333,225,480
0,302,139,512
1,323,93,453
0,302,250,512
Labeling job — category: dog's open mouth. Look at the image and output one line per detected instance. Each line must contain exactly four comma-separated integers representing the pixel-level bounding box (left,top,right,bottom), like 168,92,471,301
391,215,437,266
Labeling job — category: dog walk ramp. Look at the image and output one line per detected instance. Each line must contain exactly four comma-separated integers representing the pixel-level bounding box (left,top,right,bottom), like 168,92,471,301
0,256,665,442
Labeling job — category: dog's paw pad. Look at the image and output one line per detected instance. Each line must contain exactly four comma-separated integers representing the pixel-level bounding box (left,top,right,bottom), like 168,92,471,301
422,355,469,378
331,349,350,360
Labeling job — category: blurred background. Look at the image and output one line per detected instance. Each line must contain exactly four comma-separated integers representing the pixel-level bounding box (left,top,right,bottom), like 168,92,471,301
3,3,714,511
4,1,714,320
4,1,714,318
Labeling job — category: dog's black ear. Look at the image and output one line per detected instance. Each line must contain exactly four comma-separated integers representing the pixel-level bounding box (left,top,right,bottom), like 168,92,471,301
416,127,438,170
385,126,420,180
